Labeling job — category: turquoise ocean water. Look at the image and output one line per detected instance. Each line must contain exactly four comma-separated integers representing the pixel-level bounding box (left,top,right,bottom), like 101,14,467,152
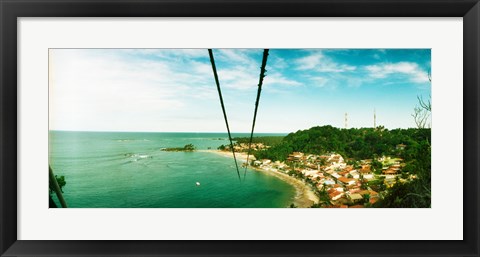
49,131,295,208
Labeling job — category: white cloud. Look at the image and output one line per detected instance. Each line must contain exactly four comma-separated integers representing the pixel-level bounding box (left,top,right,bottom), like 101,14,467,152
365,62,429,83
270,56,288,70
216,68,258,90
317,63,356,73
296,53,323,70
121,49,207,59
191,60,213,75
265,73,302,87
308,74,362,89
217,68,302,91
309,76,329,88
295,52,356,72
216,49,258,67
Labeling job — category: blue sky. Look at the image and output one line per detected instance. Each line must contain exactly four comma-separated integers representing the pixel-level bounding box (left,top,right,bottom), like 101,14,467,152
49,49,431,133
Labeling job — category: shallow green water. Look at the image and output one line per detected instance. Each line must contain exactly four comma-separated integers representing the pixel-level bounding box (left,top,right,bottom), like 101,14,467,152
49,131,295,208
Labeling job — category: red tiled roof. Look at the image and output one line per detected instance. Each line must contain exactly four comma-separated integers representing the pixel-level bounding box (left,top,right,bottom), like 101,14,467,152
329,191,342,198
383,169,397,174
338,177,354,183
360,165,371,173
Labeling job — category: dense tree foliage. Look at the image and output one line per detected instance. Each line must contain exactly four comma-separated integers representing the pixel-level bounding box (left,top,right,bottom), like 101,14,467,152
163,144,196,152
233,136,285,146
252,125,430,161
49,175,66,194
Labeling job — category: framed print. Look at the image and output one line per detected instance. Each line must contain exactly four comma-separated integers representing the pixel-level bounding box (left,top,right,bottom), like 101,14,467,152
1,0,479,256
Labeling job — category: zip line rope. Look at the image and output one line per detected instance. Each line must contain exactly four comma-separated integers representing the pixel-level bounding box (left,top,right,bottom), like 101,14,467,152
208,49,241,181
244,49,269,180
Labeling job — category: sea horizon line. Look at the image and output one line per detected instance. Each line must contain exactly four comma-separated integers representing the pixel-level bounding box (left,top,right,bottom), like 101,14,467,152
48,129,290,134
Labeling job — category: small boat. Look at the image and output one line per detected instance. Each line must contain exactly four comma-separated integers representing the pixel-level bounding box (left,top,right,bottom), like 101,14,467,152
195,182,201,186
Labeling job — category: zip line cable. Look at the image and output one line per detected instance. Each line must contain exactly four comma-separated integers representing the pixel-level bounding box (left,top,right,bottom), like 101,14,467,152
208,49,241,181
244,49,269,180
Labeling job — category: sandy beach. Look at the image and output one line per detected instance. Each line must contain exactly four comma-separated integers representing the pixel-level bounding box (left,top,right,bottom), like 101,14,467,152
199,150,253,163
201,150,319,208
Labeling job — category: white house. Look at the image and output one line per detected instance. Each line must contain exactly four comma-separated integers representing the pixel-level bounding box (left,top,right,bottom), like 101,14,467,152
349,193,363,202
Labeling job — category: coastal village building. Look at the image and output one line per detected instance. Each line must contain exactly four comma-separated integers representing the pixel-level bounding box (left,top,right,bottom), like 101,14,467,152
360,165,372,174
349,170,360,179
349,193,363,202
329,190,344,201
338,176,356,186
288,152,304,161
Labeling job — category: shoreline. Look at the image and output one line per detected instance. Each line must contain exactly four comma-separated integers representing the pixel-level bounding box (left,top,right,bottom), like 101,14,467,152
201,150,319,208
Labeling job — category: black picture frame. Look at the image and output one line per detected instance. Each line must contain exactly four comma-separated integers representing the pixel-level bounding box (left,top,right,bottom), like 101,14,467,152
1,0,479,256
